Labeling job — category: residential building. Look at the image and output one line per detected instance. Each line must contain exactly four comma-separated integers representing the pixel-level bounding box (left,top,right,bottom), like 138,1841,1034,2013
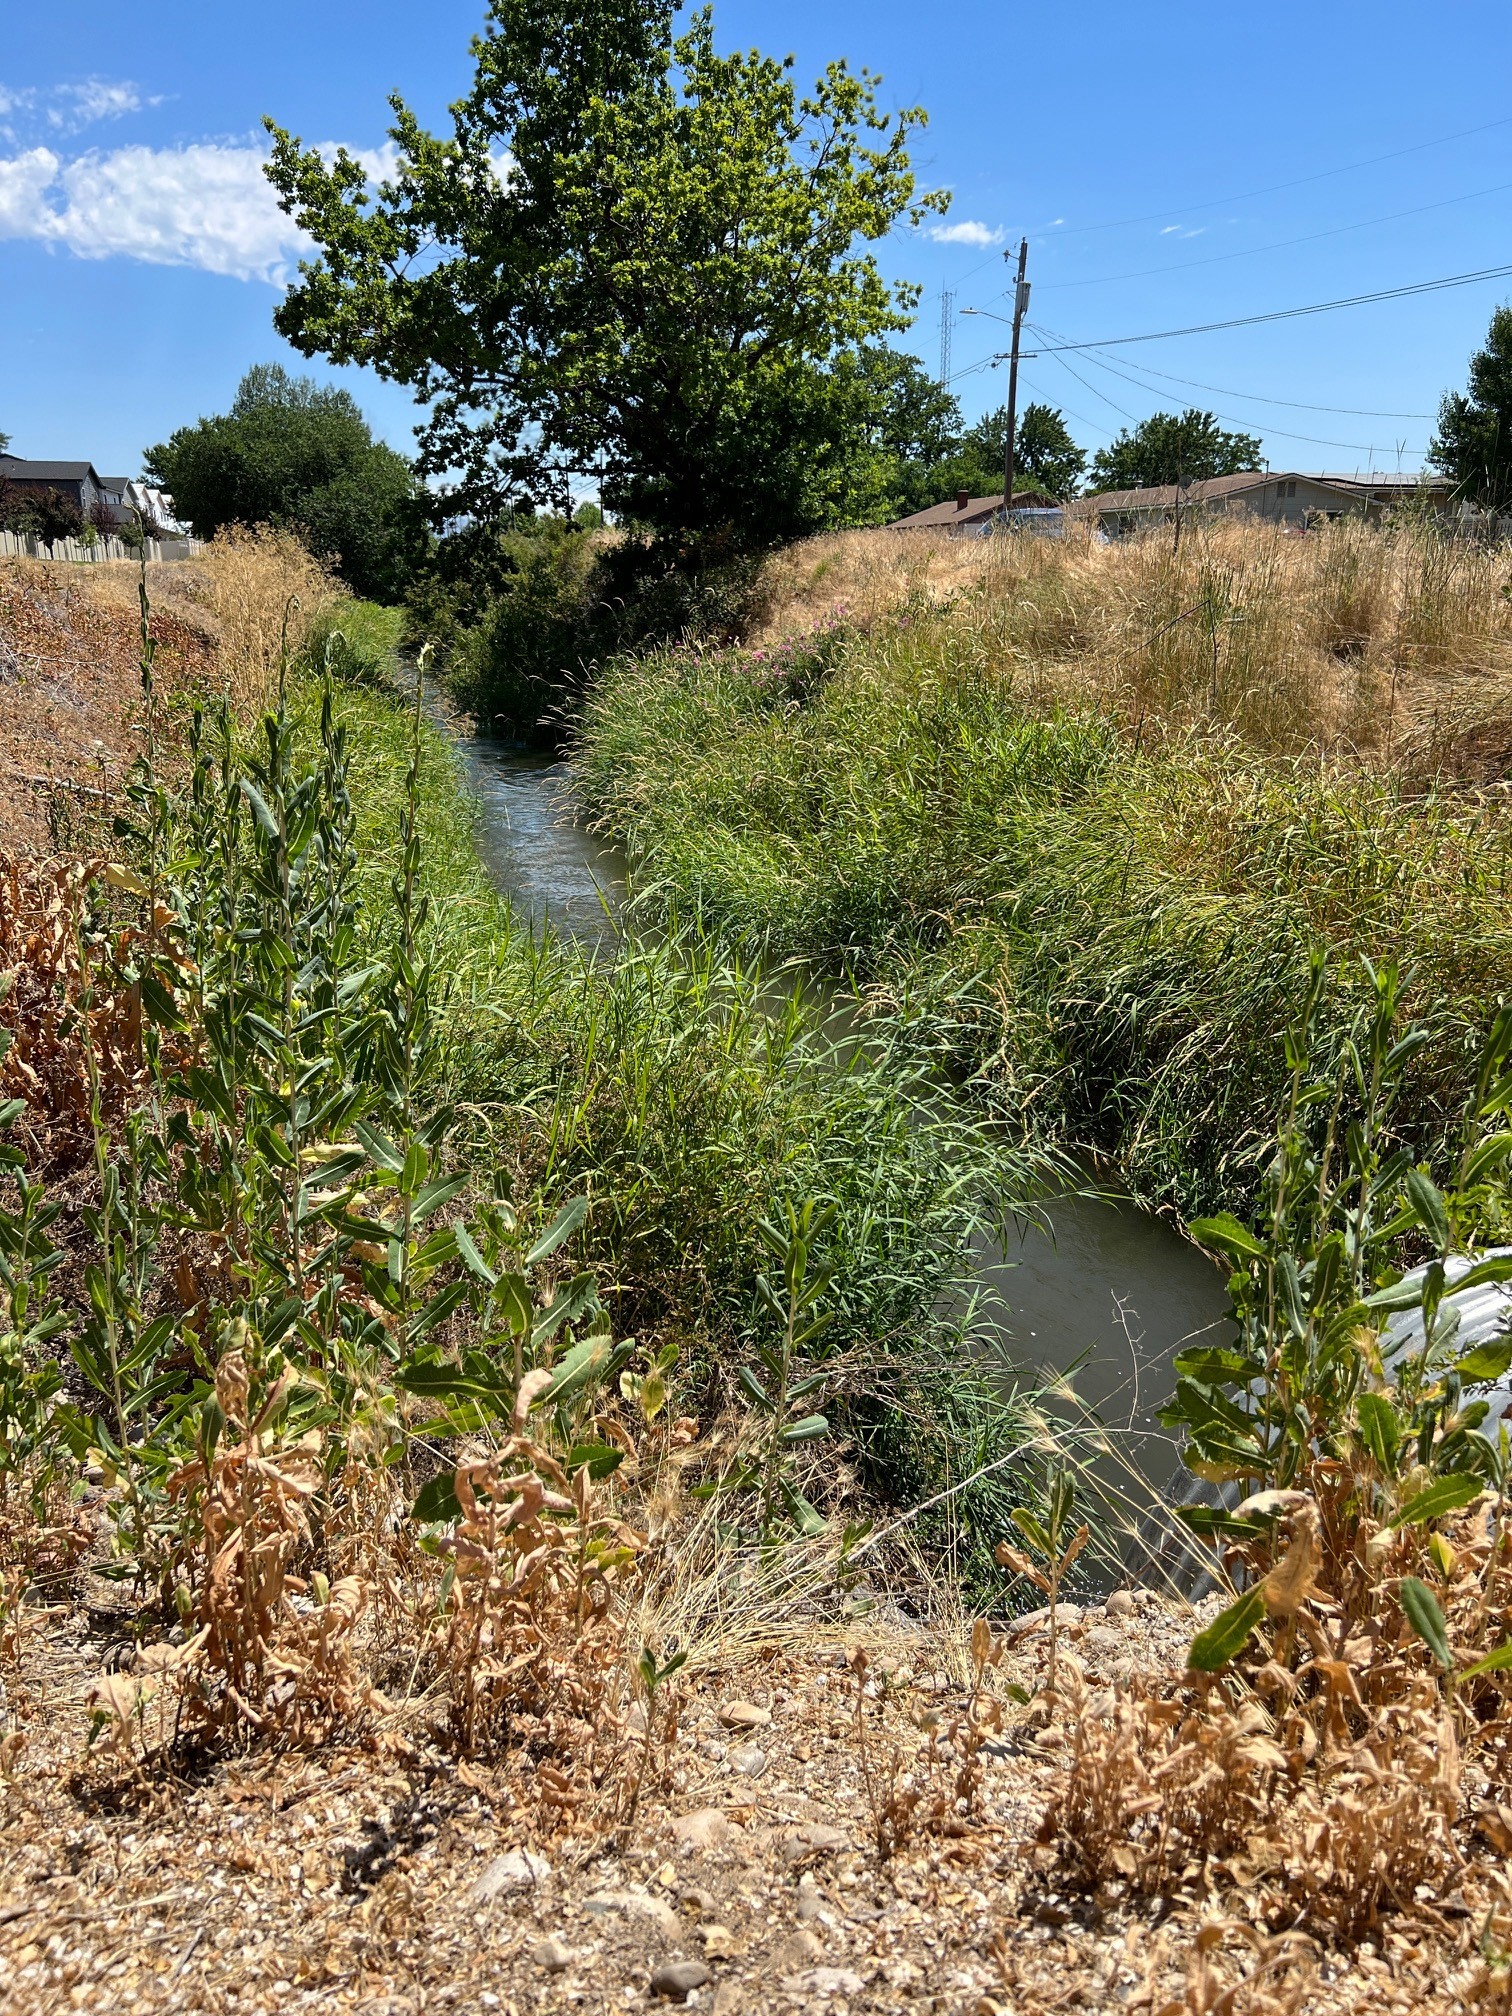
1068,469,1453,538
0,455,107,521
889,487,1061,534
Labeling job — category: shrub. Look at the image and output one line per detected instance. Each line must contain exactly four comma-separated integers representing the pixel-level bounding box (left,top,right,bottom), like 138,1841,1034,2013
0,482,85,544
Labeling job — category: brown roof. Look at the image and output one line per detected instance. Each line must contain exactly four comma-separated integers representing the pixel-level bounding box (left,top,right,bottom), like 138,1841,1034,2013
889,489,1063,531
1067,471,1269,516
890,493,1007,530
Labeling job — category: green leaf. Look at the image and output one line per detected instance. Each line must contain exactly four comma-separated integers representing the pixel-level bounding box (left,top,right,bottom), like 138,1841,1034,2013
780,1479,828,1536
1405,1168,1450,1250
779,1413,830,1444
1187,1585,1267,1673
532,1270,599,1345
453,1220,497,1287
412,1174,469,1225
1188,1212,1268,1262
412,1471,461,1524
1355,1391,1402,1471
1452,1338,1512,1385
138,969,185,1030
738,1365,772,1410
1400,1575,1453,1669
354,1120,405,1174
525,1195,588,1266
565,1442,626,1480
1391,1472,1482,1528
1458,1640,1512,1684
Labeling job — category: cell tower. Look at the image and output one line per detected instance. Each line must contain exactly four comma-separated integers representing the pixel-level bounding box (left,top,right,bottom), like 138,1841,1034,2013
939,291,954,389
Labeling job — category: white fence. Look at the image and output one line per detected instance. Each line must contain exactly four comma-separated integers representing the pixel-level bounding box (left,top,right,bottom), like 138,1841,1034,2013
0,528,200,565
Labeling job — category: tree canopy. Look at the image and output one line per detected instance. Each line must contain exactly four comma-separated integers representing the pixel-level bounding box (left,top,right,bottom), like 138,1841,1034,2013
1089,408,1263,493
1431,306,1512,510
264,0,942,556
143,364,420,600
871,386,1087,515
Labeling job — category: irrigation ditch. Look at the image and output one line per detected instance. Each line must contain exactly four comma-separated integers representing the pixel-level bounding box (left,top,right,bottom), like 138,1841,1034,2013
444,711,1233,1583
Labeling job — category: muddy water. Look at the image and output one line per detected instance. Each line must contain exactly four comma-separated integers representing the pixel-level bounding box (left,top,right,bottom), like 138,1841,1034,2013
453,730,1230,1525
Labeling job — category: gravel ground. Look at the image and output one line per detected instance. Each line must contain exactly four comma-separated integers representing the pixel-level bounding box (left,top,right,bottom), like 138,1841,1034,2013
0,1587,1493,2015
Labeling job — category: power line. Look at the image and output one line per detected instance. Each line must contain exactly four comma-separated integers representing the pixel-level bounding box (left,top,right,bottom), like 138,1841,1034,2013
964,261,1512,355
1040,177,1512,293
1056,352,1432,421
1034,112,1512,239
1031,328,1425,457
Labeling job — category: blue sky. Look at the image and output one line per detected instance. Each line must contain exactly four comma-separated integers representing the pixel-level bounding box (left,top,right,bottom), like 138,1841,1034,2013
4,1,1510,482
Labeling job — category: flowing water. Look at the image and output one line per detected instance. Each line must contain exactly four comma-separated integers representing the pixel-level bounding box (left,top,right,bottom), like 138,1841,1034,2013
451,728,1231,1546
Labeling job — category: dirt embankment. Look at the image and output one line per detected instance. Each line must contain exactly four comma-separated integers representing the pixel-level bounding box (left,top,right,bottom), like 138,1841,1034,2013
0,536,344,851
1,1584,1493,2016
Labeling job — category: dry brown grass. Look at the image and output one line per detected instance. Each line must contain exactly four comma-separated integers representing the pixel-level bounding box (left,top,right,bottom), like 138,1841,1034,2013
190,526,343,709
754,519,1512,774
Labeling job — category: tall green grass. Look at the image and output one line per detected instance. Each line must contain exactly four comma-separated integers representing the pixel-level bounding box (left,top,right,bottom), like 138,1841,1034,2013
293,665,1064,1579
574,617,1512,1216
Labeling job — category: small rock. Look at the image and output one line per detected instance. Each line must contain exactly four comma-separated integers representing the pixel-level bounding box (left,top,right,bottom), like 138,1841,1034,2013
701,1924,740,1960
697,1739,728,1762
650,1959,712,2000
718,1701,771,1731
1084,1626,1123,1658
1005,1603,1081,1643
1105,1589,1135,1620
782,1968,865,1999
682,1886,716,1914
729,1744,768,1778
778,1821,849,1865
531,1937,572,1973
583,1888,680,1939
713,1987,745,2016
777,1929,825,1968
796,1877,824,1923
672,1808,732,1852
471,1848,550,1902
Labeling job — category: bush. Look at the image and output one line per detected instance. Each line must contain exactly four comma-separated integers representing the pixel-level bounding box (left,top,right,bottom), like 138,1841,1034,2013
418,520,767,740
145,364,426,602
305,600,403,688
0,482,85,543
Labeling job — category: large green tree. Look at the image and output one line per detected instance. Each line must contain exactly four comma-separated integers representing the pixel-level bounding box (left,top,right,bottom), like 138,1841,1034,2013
144,365,420,600
263,0,941,555
1431,305,1512,510
1089,408,1262,493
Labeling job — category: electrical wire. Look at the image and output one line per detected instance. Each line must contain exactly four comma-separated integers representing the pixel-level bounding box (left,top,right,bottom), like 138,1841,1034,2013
1030,328,1425,457
1042,352,1432,421
1034,112,1512,239
965,261,1512,354
1039,177,1512,293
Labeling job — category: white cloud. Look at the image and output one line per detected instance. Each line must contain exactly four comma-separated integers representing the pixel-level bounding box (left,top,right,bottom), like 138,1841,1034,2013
0,147,61,234
51,80,151,129
0,141,313,283
1,77,157,139
928,219,1005,249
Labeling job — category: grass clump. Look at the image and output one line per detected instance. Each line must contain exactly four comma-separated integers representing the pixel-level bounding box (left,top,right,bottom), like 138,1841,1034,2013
575,560,1512,1218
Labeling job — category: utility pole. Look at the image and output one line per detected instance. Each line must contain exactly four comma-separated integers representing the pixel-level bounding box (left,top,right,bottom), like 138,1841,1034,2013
1001,236,1030,519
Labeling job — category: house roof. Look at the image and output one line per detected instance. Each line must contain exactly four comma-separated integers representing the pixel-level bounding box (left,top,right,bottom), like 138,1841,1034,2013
1070,468,1453,519
1068,472,1269,516
889,488,1062,531
1303,471,1448,494
890,493,1006,530
0,456,102,485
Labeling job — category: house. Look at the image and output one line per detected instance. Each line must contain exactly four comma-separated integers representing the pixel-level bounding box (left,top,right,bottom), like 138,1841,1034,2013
0,455,108,522
98,475,178,531
1068,469,1453,538
890,487,1061,534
